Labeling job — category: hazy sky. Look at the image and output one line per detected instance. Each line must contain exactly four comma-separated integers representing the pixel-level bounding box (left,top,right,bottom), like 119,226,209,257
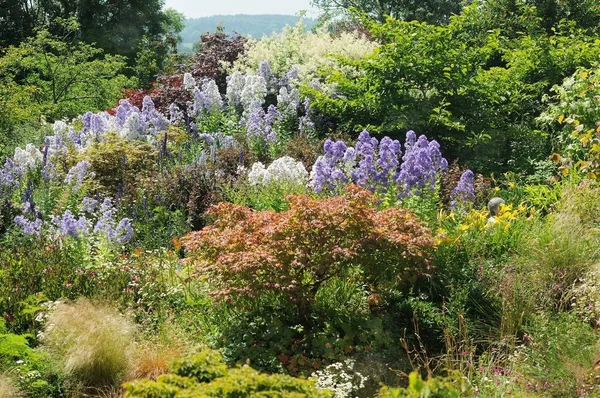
164,0,317,18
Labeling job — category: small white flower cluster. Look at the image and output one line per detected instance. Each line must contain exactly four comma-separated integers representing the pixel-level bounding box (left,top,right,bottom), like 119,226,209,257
231,21,378,86
14,144,43,170
240,75,268,113
183,72,196,90
312,359,367,398
277,86,300,116
121,112,141,141
247,156,308,186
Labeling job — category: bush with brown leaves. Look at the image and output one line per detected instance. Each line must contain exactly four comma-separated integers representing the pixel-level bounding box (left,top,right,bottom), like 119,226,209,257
182,185,434,325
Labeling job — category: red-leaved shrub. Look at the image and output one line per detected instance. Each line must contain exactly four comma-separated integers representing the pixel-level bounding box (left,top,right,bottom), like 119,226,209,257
182,185,434,325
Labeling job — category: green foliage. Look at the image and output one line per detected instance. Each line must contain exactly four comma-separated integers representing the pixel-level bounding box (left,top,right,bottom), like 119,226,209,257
124,349,331,398
169,351,228,383
378,371,469,397
308,6,600,174
312,0,464,24
0,18,134,157
78,133,157,197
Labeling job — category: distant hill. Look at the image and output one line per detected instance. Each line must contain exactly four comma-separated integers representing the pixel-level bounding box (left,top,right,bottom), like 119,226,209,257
179,14,318,53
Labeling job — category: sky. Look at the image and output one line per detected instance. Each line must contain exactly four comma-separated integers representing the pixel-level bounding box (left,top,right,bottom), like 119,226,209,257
164,0,318,18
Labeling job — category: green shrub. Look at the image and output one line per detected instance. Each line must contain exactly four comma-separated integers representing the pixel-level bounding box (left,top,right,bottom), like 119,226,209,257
78,133,157,197
169,351,227,382
124,350,331,398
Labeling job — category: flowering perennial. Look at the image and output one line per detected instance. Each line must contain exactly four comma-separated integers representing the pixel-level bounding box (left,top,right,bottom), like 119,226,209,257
451,170,476,208
247,156,308,186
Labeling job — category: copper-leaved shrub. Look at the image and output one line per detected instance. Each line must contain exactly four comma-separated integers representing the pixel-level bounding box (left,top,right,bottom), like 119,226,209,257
182,185,433,325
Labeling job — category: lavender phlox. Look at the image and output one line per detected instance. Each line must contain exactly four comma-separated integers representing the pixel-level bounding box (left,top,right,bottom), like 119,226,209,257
13,144,43,170
52,210,90,238
14,215,43,237
65,160,91,191
451,169,476,208
183,72,196,90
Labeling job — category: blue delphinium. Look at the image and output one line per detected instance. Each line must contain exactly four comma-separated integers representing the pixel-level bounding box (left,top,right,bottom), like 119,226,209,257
310,139,354,193
65,161,90,192
14,216,43,237
351,130,402,192
259,60,277,92
451,170,476,209
0,158,24,195
395,131,448,198
114,218,134,244
93,198,133,244
246,105,281,144
79,197,99,214
52,210,90,238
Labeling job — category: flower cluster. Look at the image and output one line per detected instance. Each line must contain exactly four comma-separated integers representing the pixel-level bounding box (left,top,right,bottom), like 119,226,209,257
310,130,448,198
13,144,43,170
240,75,268,113
13,196,133,244
93,198,134,244
247,156,308,186
65,160,91,192
277,86,300,117
395,131,448,197
310,139,354,193
14,215,43,237
193,79,223,114
246,105,281,144
0,158,24,194
450,169,475,208
312,359,367,398
52,210,90,238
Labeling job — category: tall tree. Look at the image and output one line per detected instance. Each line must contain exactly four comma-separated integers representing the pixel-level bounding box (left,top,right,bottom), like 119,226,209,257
311,0,466,24
0,0,183,66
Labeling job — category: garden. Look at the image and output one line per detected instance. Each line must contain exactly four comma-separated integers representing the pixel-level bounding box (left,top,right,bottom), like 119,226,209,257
2,0,600,397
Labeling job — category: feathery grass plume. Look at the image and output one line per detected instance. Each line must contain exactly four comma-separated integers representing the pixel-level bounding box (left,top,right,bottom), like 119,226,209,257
42,298,135,389
0,374,23,398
